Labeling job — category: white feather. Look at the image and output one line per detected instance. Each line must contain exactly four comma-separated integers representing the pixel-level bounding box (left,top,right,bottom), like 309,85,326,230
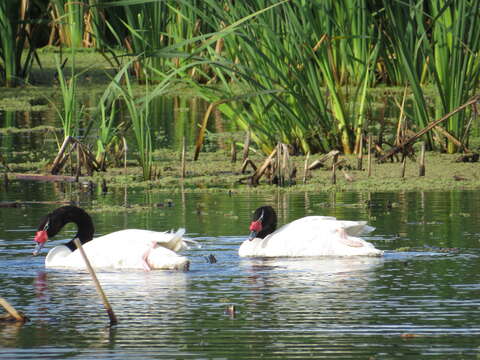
45,228,189,270
239,216,382,257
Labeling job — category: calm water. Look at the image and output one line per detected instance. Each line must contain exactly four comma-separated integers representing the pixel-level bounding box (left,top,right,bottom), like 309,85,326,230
1,183,480,359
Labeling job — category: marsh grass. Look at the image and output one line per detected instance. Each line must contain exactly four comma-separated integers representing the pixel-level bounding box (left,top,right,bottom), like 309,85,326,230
0,0,39,87
119,73,155,181
53,53,83,140
50,0,86,48
3,0,480,158
95,99,124,170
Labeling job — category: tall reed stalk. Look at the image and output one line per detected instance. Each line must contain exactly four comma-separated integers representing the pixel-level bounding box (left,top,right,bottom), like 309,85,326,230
0,0,39,87
197,0,379,154
123,73,153,180
54,53,82,141
428,0,480,152
95,99,122,170
51,0,86,47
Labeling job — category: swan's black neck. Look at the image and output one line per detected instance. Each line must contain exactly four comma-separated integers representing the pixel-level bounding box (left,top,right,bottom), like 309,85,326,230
252,206,277,238
37,205,95,251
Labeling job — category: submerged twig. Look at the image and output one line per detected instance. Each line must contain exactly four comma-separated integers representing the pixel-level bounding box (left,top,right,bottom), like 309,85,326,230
0,297,27,323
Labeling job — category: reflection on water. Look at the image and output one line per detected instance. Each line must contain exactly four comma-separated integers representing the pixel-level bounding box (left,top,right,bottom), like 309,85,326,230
1,190,480,359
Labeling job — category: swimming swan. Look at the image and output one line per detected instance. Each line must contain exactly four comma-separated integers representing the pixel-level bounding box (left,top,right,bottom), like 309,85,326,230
239,206,383,257
33,205,190,271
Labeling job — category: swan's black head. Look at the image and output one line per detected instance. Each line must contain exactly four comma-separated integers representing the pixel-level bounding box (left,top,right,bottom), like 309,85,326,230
33,205,95,255
248,206,277,240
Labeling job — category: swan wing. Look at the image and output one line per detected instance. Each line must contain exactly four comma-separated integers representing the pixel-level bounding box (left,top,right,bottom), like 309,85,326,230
239,216,382,257
45,229,189,270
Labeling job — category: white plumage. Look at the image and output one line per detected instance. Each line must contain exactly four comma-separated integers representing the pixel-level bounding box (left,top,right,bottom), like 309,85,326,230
33,206,190,271
45,229,190,271
239,215,382,258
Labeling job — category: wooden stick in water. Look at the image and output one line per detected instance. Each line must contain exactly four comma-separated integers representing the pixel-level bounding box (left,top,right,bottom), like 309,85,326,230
0,297,27,322
303,152,310,184
400,152,407,178
73,238,118,326
123,137,128,177
331,152,339,185
419,142,426,177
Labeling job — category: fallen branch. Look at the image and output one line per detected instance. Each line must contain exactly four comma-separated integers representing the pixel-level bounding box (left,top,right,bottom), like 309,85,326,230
51,136,102,175
308,150,340,170
251,148,277,185
378,95,480,162
240,158,257,174
8,173,86,183
0,200,71,208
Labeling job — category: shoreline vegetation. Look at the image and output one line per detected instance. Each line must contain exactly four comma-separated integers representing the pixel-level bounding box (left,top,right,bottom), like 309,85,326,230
1,1,480,194
4,143,480,194
1,51,480,194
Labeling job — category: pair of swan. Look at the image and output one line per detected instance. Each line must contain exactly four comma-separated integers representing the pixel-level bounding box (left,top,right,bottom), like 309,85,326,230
32,205,383,271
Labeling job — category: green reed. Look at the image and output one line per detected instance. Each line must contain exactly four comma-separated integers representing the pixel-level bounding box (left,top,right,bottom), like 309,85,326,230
0,0,39,87
95,99,122,170
50,0,86,48
381,0,480,152
54,53,83,140
429,0,480,152
196,0,378,154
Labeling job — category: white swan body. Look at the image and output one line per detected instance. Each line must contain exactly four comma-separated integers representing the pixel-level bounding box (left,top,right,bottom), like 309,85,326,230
45,228,189,271
239,216,382,258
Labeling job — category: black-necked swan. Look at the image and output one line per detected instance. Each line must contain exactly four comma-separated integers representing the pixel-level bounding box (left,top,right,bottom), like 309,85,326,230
239,206,383,257
33,205,190,271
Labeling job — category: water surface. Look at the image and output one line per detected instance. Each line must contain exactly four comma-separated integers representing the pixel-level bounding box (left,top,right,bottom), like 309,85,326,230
1,187,480,359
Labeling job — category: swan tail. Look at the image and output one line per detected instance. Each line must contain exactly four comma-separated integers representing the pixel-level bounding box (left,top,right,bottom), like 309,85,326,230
344,222,375,236
157,228,187,252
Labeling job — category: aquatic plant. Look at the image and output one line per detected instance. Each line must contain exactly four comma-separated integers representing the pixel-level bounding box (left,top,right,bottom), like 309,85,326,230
95,99,124,170
120,72,154,181
3,0,480,156
381,1,432,148
0,0,40,87
196,0,379,155
53,53,83,140
428,0,480,153
50,0,86,48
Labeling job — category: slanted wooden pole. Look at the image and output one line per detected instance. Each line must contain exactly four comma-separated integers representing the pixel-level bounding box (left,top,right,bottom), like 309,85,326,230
73,239,117,326
252,147,277,185
0,297,27,322
419,142,426,177
51,136,72,174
